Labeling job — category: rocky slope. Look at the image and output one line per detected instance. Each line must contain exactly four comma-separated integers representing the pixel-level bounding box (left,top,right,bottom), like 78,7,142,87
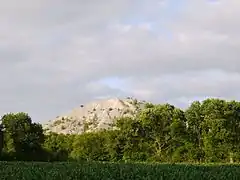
43,97,146,134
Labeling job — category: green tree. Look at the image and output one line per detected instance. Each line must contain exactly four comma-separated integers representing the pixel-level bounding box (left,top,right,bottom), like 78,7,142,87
115,117,151,162
185,101,205,162
0,123,3,157
43,132,74,161
1,112,45,160
138,104,187,162
200,99,229,162
225,101,240,162
144,103,154,109
70,131,109,161
185,98,240,163
200,99,240,162
104,129,126,162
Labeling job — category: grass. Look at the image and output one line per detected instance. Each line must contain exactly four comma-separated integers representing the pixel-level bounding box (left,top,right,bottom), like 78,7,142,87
0,161,240,180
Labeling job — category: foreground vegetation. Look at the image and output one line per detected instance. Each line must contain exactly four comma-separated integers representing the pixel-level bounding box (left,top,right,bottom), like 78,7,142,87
1,161,240,180
0,98,240,163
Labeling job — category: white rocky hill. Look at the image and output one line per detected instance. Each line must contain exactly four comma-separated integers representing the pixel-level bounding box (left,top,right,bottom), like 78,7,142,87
43,97,146,134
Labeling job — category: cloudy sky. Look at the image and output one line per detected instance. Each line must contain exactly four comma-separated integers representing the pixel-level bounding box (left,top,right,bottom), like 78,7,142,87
1,0,240,122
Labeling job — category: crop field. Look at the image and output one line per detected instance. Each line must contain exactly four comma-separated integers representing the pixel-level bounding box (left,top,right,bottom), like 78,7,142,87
0,161,240,180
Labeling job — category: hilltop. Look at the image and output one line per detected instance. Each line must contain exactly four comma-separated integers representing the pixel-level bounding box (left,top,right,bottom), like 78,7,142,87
43,97,146,134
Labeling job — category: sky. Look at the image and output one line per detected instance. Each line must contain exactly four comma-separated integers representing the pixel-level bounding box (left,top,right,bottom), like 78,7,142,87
1,0,240,122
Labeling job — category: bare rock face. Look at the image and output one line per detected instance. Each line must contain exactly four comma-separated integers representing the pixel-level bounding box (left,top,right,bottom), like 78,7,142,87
43,97,146,134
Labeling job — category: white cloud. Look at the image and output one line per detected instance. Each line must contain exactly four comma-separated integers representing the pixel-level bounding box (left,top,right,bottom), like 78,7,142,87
0,0,240,122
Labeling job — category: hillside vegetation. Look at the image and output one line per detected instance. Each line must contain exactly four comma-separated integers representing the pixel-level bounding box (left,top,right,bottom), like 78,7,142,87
44,97,145,134
0,98,240,163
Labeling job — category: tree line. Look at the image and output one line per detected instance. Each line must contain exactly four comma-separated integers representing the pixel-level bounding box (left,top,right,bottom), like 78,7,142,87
0,98,240,163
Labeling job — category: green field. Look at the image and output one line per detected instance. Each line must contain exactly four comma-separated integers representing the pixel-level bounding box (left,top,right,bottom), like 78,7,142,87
0,162,240,180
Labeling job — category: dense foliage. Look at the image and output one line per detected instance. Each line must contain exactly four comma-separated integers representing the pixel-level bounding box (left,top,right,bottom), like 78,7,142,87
0,161,240,180
0,98,240,163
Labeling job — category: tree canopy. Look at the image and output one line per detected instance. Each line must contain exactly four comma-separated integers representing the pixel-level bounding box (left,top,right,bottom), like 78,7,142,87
0,98,240,163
